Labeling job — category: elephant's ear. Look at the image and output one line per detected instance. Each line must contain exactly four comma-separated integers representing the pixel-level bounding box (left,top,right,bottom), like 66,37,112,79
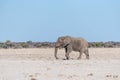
63,37,71,46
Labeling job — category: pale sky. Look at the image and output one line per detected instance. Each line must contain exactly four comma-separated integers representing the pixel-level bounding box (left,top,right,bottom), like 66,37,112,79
0,0,120,42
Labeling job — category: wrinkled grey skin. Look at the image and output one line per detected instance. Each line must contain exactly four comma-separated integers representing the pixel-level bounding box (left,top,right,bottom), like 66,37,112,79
55,36,89,60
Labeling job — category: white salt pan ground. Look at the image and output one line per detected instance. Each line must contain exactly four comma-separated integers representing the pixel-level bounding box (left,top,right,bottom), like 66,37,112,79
0,48,120,80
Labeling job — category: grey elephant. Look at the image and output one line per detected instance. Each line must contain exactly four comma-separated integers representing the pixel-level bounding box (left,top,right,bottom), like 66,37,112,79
54,36,89,60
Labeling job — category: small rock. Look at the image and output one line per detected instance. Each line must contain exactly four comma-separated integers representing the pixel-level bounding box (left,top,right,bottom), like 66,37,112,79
106,74,112,77
87,73,93,76
31,78,37,80
47,67,51,71
29,73,40,80
113,75,118,78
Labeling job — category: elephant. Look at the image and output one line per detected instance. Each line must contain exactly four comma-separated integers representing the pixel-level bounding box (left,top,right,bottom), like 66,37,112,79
54,36,89,60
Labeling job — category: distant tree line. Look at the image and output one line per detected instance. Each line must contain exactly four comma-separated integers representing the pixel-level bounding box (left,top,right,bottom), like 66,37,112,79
88,42,120,48
0,40,120,49
0,40,55,49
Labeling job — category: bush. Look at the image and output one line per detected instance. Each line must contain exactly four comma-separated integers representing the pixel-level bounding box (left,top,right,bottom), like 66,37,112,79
27,41,32,44
2,43,8,49
20,42,29,48
95,42,104,47
34,43,41,48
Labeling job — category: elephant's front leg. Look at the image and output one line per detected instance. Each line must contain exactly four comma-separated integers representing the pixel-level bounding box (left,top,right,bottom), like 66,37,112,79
65,45,72,60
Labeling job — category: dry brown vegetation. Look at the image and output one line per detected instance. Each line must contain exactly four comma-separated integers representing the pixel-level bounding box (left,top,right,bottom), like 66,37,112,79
0,40,120,49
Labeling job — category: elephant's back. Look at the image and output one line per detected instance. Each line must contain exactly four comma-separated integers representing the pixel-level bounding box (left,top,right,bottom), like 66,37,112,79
67,37,88,51
73,37,88,48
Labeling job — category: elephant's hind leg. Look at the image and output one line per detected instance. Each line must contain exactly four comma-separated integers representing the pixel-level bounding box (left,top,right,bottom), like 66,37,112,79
84,49,89,59
77,50,83,60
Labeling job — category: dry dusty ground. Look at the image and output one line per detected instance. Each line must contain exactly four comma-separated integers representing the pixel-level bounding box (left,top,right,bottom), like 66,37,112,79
0,48,120,80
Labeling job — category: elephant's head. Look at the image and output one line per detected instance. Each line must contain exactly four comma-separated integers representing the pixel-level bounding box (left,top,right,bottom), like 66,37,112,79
54,36,71,59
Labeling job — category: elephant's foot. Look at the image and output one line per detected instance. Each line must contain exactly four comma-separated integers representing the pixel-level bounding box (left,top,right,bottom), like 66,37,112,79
86,55,89,60
63,57,70,60
86,57,89,60
63,58,73,60
65,55,70,60
77,57,81,60
55,57,59,60
63,58,67,60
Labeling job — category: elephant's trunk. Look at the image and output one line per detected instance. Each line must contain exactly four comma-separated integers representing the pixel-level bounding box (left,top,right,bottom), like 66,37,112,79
55,47,59,59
